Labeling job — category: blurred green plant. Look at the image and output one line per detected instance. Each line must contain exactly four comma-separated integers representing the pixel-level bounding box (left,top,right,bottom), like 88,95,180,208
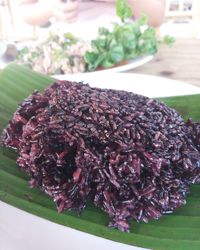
84,0,175,71
116,0,133,22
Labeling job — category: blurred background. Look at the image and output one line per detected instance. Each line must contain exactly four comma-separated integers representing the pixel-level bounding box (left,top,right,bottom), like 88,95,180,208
1,1,200,40
0,0,200,86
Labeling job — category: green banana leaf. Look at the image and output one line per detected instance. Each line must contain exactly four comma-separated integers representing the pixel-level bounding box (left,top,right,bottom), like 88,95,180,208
0,63,200,250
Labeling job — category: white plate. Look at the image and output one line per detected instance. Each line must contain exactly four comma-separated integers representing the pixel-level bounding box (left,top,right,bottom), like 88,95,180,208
54,55,154,77
1,73,200,250
90,56,154,73
51,5,154,75
21,2,154,75
55,72,200,98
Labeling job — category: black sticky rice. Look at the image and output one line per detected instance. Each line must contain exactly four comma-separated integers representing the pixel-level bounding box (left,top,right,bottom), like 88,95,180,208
2,81,200,231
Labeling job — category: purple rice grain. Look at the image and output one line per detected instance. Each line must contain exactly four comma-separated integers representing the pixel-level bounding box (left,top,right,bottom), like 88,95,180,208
2,81,200,231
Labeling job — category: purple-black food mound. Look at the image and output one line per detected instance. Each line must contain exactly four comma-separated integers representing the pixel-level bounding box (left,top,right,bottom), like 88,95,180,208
2,81,200,232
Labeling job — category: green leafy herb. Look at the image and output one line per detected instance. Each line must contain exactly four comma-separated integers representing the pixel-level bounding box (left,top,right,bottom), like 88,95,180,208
116,0,133,22
84,0,175,71
163,35,176,47
84,17,175,71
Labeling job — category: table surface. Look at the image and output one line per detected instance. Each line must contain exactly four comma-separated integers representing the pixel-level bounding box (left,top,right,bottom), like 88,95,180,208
128,38,200,88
